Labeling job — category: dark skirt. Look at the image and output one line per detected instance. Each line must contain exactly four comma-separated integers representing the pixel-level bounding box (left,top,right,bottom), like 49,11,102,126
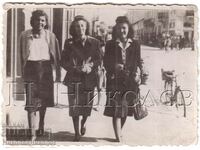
104,77,139,118
67,82,95,117
24,61,54,112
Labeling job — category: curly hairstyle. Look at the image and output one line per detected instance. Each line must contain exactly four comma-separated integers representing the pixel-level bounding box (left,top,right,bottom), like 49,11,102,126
30,10,49,29
69,15,90,39
112,16,134,40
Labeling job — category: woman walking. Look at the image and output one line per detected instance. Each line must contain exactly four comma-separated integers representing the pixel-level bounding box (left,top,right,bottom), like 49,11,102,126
18,10,61,140
103,16,142,142
61,15,101,141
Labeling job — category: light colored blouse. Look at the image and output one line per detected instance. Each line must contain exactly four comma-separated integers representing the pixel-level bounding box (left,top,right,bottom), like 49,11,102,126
28,33,50,61
116,38,132,64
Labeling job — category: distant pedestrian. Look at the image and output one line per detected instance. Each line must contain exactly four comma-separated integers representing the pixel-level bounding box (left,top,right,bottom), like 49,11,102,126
158,33,164,50
176,36,180,50
164,36,171,51
179,36,185,50
170,36,176,50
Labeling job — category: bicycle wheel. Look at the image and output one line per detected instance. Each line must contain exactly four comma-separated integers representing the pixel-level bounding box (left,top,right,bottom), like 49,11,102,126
160,90,172,105
175,89,186,117
160,81,173,105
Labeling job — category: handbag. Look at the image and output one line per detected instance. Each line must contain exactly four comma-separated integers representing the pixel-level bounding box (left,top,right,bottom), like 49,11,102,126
133,90,148,120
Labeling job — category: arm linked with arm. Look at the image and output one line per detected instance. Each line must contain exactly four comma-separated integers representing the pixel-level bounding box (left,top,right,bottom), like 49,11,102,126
103,42,115,77
60,40,78,73
92,41,102,69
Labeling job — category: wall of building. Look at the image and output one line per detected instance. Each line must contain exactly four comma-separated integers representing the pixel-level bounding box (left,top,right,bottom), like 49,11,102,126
128,9,194,47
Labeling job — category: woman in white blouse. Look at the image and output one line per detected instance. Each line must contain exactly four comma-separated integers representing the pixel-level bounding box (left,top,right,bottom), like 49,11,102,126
18,10,61,141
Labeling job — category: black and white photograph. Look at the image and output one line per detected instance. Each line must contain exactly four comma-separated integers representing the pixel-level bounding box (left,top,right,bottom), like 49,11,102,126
1,3,198,146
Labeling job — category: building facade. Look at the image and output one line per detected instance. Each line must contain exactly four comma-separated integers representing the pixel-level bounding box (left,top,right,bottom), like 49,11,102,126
127,9,194,47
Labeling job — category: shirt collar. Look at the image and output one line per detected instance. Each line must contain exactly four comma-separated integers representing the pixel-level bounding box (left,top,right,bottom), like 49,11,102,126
26,29,46,38
116,38,133,50
74,36,92,46
116,38,132,43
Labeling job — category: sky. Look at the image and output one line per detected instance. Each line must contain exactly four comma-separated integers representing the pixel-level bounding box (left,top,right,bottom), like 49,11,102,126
98,8,127,26
75,7,128,26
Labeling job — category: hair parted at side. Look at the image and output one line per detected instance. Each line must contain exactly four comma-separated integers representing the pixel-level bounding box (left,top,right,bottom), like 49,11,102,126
69,15,90,39
30,10,49,29
112,16,134,40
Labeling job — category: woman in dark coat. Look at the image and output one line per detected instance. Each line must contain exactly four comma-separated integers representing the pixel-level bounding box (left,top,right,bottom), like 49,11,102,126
18,10,61,140
61,15,101,141
103,16,142,142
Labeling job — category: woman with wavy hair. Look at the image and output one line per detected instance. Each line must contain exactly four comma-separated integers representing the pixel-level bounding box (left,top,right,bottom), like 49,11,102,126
61,15,101,141
103,16,142,142
18,10,61,140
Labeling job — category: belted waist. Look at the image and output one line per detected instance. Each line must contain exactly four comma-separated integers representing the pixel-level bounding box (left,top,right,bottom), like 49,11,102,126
26,60,51,65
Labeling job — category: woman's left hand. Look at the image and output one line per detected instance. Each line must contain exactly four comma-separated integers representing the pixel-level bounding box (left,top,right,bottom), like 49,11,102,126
134,67,141,84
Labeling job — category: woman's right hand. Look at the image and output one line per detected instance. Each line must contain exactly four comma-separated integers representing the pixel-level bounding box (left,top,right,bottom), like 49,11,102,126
81,57,94,74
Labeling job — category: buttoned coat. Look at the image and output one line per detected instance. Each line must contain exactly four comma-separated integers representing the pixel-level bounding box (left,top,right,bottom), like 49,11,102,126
103,39,142,117
61,36,102,89
61,36,102,116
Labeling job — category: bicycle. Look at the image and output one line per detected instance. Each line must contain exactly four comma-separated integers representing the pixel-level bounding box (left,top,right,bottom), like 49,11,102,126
160,69,186,117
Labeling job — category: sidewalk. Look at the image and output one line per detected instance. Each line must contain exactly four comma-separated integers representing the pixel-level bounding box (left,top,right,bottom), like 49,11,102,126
3,45,197,145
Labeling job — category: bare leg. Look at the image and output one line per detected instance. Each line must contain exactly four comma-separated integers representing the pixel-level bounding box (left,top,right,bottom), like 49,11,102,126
121,117,127,129
112,117,122,142
39,107,46,130
36,107,46,136
27,111,36,140
81,116,87,135
72,116,80,141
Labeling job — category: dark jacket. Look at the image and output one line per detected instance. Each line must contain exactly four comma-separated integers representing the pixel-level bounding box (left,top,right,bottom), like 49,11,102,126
61,36,102,89
103,39,142,91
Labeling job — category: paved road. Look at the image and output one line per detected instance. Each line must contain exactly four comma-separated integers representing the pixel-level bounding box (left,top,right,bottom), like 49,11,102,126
4,46,197,145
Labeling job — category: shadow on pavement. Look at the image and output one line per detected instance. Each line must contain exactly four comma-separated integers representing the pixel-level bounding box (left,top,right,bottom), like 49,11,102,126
6,129,117,143
48,131,117,143
51,131,97,142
